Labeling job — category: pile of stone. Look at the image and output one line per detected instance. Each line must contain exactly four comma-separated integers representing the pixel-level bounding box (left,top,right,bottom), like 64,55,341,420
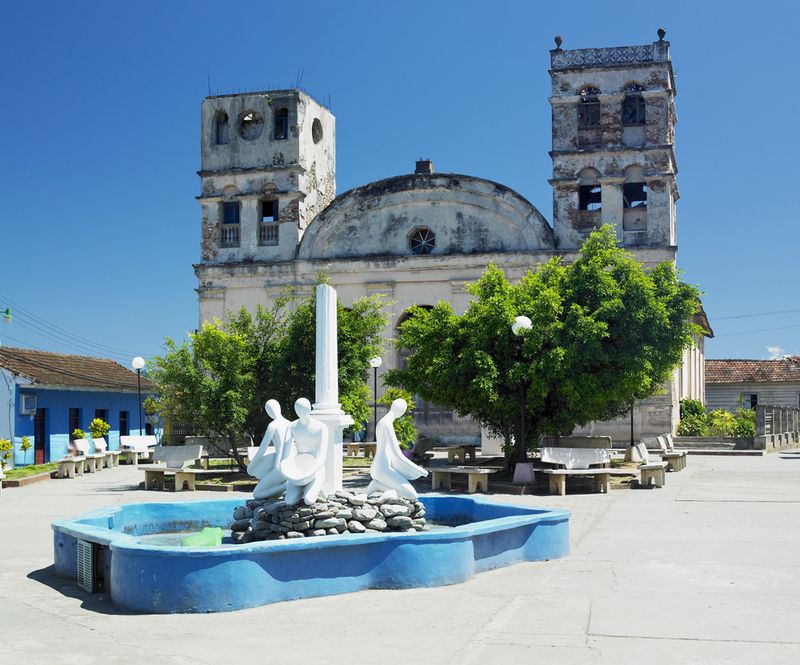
230,489,427,543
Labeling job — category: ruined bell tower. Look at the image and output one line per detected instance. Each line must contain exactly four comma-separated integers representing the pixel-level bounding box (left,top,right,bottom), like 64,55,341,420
195,89,335,321
549,31,677,260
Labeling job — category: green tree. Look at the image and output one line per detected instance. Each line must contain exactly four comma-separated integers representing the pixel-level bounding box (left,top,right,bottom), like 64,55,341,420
386,225,701,461
149,290,387,470
0,438,13,470
88,418,110,441
20,435,32,465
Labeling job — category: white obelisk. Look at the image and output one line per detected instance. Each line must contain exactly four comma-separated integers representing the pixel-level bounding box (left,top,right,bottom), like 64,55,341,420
311,284,353,492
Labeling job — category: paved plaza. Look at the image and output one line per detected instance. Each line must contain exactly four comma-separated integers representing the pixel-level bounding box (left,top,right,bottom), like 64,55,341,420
1,453,800,664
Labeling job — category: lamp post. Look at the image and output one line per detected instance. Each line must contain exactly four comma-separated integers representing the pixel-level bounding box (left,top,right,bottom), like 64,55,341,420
511,316,532,462
131,356,145,435
369,356,382,441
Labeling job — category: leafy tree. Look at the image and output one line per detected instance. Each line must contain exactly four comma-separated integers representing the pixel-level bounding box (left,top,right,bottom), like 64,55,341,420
20,435,32,465
378,387,417,450
386,225,701,461
149,291,386,471
680,398,705,419
88,418,110,441
0,438,13,470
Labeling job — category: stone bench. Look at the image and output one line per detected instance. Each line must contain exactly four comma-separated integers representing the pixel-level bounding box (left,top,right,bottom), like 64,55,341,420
363,443,377,458
120,435,158,465
634,443,668,488
139,445,207,491
345,443,361,457
431,466,498,493
72,439,106,473
56,456,86,479
656,434,687,471
447,445,478,465
537,446,635,495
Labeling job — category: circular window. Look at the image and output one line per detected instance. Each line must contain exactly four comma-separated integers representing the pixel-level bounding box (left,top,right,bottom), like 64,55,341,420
238,111,264,140
312,118,323,144
409,227,436,255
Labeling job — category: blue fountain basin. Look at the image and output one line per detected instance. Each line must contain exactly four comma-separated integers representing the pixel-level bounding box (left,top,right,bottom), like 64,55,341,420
52,495,569,613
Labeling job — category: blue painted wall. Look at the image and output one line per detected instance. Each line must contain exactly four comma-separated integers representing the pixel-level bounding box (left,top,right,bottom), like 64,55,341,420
13,387,146,466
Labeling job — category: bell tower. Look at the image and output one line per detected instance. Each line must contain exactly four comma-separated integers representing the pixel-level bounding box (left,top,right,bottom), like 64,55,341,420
549,30,677,262
196,89,335,266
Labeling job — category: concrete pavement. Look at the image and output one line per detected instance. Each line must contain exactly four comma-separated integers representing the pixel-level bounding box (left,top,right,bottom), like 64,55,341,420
1,453,800,664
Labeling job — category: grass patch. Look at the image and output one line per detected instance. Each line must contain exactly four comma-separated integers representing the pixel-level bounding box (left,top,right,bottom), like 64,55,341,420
4,462,58,479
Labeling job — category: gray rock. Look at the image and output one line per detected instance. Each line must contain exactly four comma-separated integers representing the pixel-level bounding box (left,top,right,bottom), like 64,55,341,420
364,528,380,534
233,505,253,520
387,516,413,529
251,520,270,532
294,520,312,531
314,517,340,529
314,510,335,519
347,520,366,533
353,506,378,521
335,489,354,501
335,508,353,519
412,508,426,519
280,520,294,529
350,493,368,506
231,518,252,532
327,528,339,535
380,504,412,518
366,518,387,531
298,507,314,518
241,531,256,543
412,518,426,529
335,518,347,533
310,529,327,537
286,531,304,539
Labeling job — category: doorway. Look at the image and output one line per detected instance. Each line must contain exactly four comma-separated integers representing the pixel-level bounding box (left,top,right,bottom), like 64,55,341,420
34,408,46,464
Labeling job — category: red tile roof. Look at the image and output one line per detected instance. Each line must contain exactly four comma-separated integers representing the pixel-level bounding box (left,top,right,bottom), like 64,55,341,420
705,358,800,384
0,347,152,392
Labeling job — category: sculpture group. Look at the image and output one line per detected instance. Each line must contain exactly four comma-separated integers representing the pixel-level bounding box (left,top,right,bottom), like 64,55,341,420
249,397,427,505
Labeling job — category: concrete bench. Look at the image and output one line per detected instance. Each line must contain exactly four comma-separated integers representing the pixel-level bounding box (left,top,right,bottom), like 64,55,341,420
537,447,634,495
634,443,668,487
345,443,361,457
91,437,122,468
431,466,498,493
120,435,158,465
56,456,86,479
363,443,377,458
447,444,478,465
656,434,687,471
139,445,208,491
73,440,106,473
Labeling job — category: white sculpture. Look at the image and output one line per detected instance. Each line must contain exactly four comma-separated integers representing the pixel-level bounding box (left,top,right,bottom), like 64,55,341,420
248,400,290,500
280,398,329,505
368,398,428,500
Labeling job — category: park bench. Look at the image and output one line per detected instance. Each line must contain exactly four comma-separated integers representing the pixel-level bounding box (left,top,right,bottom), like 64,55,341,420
138,445,213,491
634,443,668,487
119,435,158,465
73,439,106,473
656,434,687,471
56,454,86,479
446,444,478,465
430,466,498,493
91,437,121,468
537,447,634,495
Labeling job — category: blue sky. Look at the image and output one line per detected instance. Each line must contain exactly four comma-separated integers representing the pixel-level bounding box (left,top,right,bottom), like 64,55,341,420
0,1,797,364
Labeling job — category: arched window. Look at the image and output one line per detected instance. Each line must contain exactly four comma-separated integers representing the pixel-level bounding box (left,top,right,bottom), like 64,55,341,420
577,86,601,128
622,83,646,126
623,165,647,234
577,168,602,230
214,111,229,145
274,108,288,140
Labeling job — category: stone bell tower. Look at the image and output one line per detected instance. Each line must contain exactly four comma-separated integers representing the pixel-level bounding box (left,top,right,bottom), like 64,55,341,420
549,30,678,263
195,89,335,322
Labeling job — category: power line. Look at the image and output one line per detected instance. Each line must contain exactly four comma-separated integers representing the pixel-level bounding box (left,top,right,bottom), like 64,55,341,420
714,307,800,321
716,322,800,337
0,294,140,358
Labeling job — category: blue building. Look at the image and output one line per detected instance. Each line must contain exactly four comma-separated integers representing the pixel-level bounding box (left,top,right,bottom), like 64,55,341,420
0,347,152,467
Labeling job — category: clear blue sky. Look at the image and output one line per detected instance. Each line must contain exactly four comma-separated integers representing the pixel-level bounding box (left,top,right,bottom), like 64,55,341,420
1,1,797,364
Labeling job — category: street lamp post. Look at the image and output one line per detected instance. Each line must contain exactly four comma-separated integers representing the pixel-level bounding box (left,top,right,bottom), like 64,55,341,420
511,316,533,462
131,356,145,435
369,356,382,441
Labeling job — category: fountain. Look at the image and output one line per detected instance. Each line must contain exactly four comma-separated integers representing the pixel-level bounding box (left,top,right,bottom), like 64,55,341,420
51,285,570,612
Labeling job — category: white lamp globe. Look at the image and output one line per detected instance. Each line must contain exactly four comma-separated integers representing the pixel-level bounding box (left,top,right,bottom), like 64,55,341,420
511,316,533,336
369,356,383,369
131,356,146,371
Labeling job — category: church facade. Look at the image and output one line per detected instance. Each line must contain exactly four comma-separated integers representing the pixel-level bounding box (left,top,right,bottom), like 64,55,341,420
194,32,709,444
